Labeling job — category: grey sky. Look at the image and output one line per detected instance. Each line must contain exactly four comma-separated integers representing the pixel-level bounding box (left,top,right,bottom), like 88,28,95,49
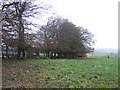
34,0,118,49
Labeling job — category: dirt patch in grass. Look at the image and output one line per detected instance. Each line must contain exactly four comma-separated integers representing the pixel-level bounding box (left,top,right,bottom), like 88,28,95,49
2,60,52,88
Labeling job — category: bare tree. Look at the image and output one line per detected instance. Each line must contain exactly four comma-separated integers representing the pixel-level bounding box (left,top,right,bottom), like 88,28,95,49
37,17,95,58
1,1,51,59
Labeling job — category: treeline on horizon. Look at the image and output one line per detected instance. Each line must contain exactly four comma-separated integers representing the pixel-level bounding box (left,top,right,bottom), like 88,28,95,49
1,1,95,59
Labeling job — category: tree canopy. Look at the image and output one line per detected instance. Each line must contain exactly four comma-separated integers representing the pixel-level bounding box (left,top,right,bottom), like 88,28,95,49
2,2,94,59
37,17,94,58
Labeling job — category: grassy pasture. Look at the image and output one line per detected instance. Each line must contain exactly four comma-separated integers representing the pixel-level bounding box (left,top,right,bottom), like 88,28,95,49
88,52,118,58
2,58,118,88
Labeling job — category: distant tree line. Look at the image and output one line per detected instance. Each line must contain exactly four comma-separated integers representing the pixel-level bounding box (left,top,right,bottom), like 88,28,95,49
1,1,94,60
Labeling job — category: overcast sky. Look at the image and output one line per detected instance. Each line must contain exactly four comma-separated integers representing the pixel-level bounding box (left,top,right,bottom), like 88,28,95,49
37,0,118,49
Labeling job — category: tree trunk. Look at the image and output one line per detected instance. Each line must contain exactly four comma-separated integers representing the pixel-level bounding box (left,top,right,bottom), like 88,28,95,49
54,52,56,58
5,44,9,58
46,51,49,58
17,12,25,59
22,49,25,58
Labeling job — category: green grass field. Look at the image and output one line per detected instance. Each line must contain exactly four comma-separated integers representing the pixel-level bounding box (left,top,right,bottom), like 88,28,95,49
2,58,118,88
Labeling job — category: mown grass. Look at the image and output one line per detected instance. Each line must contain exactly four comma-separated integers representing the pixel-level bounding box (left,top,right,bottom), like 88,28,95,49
2,58,118,88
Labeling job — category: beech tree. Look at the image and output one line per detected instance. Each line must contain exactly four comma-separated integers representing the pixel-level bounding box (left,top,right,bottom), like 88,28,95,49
38,17,94,58
2,1,94,59
2,1,51,59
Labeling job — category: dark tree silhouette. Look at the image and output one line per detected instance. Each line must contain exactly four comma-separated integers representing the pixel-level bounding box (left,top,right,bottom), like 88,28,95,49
1,1,94,59
1,1,51,59
37,17,94,58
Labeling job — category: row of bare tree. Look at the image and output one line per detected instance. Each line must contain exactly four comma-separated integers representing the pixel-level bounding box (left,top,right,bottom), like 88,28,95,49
1,1,94,59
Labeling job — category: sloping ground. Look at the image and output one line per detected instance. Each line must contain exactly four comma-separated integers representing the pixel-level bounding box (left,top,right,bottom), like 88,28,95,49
2,58,118,88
